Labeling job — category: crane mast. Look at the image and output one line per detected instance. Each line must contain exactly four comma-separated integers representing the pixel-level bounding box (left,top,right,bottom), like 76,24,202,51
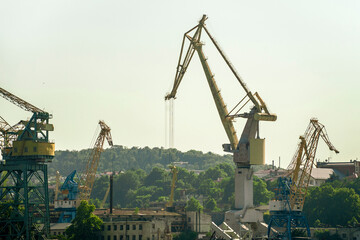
268,118,339,239
79,120,113,201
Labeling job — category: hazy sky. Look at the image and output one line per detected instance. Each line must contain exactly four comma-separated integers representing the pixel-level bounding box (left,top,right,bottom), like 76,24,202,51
1,1,359,168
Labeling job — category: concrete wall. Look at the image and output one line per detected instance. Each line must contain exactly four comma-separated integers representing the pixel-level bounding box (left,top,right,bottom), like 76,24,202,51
186,211,211,233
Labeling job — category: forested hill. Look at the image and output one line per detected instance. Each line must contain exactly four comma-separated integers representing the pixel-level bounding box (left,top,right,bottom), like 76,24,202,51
49,145,233,176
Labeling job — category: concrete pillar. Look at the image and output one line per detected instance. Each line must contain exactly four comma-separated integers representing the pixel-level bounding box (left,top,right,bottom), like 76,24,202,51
234,167,253,209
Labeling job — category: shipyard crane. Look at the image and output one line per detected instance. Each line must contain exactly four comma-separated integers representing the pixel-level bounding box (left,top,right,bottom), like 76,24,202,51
0,87,54,239
78,120,113,201
268,118,339,240
55,121,113,222
165,15,276,224
166,165,178,208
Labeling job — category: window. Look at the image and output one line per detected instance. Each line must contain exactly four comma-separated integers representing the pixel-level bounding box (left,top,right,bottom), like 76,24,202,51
108,225,111,231
101,225,105,231
139,235,142,240
132,225,136,230
120,225,123,230
114,225,117,231
139,224,142,230
33,146,37,152
114,236,117,240
126,236,129,240
343,233,347,238
126,225,129,230
14,148,17,153
24,147,28,153
152,224,155,229
108,236,111,240
101,236,105,240
132,236,136,240
120,236,123,240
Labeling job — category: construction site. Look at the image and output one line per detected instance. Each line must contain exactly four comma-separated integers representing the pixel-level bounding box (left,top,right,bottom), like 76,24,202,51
1,5,359,240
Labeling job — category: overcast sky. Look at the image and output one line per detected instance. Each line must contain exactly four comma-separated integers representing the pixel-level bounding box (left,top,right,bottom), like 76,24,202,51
1,1,359,168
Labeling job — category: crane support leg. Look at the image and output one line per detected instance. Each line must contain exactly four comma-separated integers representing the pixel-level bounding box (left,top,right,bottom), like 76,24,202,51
0,162,50,239
235,167,253,209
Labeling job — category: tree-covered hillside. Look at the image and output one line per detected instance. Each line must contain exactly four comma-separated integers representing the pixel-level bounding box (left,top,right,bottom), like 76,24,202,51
49,145,233,176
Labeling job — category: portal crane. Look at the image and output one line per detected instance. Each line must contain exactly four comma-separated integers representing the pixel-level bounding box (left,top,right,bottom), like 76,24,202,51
78,120,113,201
165,15,276,216
0,87,54,239
268,118,339,240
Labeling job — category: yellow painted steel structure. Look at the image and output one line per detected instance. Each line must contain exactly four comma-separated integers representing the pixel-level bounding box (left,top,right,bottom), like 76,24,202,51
249,139,265,165
12,140,55,157
166,165,178,208
165,15,276,161
287,118,339,211
78,120,113,201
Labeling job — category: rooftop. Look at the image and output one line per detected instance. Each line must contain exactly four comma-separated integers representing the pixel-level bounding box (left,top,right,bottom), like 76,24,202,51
94,209,181,217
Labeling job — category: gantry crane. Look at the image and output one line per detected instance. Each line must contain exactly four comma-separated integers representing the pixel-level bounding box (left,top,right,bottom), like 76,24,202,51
0,87,54,239
268,118,339,240
166,165,178,208
165,15,276,222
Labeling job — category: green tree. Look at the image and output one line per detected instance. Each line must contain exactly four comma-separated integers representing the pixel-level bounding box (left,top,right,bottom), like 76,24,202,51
314,229,342,240
65,200,103,240
303,185,360,226
205,198,218,211
185,197,203,212
253,176,274,206
173,230,197,240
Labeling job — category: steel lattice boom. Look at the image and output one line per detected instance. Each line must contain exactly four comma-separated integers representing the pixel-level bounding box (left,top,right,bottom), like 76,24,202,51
79,120,113,201
268,118,339,240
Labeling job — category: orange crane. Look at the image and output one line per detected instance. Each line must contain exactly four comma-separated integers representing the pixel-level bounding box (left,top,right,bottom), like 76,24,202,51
79,120,113,201
165,15,276,212
268,118,339,239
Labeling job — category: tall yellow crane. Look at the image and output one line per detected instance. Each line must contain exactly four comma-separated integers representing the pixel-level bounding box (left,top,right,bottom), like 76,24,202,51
288,118,339,211
166,165,178,208
165,15,276,211
268,118,339,239
78,120,113,201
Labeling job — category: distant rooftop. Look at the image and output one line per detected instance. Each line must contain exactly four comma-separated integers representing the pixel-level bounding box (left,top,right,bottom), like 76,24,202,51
311,168,334,180
94,209,181,217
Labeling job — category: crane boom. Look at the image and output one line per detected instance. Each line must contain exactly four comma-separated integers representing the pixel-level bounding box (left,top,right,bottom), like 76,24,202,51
288,118,339,211
268,118,339,239
79,120,113,201
0,87,44,113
